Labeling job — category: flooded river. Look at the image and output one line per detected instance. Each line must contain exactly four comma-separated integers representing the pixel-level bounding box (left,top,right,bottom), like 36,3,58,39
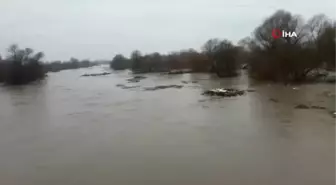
0,65,334,185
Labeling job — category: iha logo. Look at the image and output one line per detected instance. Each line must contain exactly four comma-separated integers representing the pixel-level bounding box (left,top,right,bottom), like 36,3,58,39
272,29,297,39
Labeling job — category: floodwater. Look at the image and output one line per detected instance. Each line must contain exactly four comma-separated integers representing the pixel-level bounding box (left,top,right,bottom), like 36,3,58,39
0,65,334,185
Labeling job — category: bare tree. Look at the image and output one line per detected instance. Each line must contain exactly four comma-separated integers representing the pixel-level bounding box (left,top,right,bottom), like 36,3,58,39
131,50,142,71
201,38,221,60
305,14,333,43
2,44,46,84
248,10,330,82
213,39,239,77
110,54,131,70
253,10,307,49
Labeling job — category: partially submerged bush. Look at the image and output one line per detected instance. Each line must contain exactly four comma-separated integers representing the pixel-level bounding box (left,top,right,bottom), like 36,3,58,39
110,54,132,70
45,58,97,72
202,39,240,77
0,45,46,85
245,10,335,82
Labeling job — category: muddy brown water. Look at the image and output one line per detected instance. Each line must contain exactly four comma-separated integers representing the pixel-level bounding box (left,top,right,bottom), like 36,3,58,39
0,66,334,185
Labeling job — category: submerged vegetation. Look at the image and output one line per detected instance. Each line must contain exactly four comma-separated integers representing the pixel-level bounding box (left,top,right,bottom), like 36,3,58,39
45,58,99,73
247,11,335,82
0,44,45,85
0,50,101,85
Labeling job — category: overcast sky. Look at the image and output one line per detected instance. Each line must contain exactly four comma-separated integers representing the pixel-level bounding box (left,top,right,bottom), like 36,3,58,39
0,0,335,61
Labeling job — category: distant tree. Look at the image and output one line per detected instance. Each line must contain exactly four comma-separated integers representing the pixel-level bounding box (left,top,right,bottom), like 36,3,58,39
305,15,335,69
305,14,333,43
0,55,5,81
81,59,91,67
69,57,79,68
130,50,143,72
110,54,132,70
188,51,210,72
44,59,97,72
316,26,336,69
202,39,221,59
144,52,164,72
201,39,239,76
2,44,46,84
253,10,307,48
248,10,328,82
213,40,239,77
167,52,181,70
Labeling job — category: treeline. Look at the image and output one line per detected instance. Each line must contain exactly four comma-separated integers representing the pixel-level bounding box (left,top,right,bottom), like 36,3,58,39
0,45,100,85
110,10,335,82
108,39,245,77
0,9,334,85
44,58,99,72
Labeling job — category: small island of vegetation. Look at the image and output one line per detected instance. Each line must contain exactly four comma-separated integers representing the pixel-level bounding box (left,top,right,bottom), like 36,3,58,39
0,44,45,85
0,46,102,85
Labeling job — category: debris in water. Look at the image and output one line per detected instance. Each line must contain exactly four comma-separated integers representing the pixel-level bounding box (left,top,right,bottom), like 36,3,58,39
127,76,147,83
128,79,140,83
144,85,183,91
203,88,245,97
322,91,335,97
311,105,326,110
181,80,198,84
295,104,310,109
331,112,336,118
81,72,111,77
116,84,140,89
167,69,192,75
269,98,279,103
